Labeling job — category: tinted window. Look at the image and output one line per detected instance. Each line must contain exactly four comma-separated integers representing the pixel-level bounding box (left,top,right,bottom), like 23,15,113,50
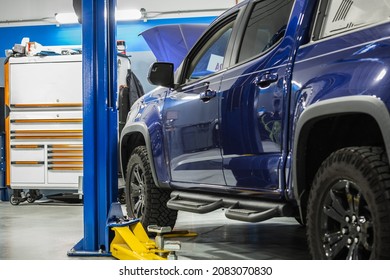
238,0,294,63
318,0,390,39
185,19,235,82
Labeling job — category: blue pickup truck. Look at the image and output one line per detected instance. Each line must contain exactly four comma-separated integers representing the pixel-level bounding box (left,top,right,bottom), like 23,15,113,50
119,0,390,259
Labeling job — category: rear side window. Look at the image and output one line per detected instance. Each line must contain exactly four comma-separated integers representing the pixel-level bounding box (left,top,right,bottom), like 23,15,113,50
238,0,294,63
316,0,390,39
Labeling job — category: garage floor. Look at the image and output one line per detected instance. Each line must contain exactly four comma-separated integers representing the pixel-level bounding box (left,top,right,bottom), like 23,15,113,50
0,200,310,260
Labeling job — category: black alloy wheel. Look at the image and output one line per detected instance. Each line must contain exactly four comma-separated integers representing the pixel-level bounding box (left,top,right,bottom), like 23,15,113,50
125,146,177,229
307,147,390,259
129,162,146,218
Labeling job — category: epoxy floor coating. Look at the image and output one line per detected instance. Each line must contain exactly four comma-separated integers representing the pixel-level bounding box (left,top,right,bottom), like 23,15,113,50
0,200,310,260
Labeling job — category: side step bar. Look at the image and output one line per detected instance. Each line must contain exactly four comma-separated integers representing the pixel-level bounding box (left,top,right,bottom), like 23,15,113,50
167,195,224,214
167,191,293,223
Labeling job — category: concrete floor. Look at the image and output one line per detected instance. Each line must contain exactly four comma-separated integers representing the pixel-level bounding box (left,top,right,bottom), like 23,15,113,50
0,200,311,260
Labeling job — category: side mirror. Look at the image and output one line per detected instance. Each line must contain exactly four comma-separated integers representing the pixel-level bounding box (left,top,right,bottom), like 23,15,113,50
148,62,174,88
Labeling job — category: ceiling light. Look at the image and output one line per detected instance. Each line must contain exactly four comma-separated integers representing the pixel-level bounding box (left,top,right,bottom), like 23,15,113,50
116,9,142,21
55,12,78,24
55,9,142,24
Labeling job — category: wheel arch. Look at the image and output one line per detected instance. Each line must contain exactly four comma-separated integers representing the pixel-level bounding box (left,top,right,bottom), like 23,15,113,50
292,96,390,220
120,122,169,189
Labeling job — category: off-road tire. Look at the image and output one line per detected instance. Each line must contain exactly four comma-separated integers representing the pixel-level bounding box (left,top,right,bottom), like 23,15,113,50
307,146,390,259
125,146,177,229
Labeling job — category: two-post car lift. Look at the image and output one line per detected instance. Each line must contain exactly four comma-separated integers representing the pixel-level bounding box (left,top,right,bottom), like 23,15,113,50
67,0,178,260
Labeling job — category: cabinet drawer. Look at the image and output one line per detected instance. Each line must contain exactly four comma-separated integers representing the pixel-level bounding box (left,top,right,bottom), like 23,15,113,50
10,145,45,161
11,162,45,184
47,170,82,184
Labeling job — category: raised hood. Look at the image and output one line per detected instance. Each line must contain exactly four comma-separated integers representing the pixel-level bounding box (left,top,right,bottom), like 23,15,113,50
140,24,208,71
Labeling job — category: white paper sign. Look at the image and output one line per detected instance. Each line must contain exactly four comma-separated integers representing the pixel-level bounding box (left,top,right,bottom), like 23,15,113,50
206,54,224,72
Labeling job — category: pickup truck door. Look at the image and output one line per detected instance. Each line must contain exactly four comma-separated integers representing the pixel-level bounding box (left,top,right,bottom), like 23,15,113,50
219,0,295,199
162,13,241,187
163,76,224,186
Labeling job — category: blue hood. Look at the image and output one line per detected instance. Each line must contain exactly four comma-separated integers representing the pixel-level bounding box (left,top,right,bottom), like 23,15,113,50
140,24,208,71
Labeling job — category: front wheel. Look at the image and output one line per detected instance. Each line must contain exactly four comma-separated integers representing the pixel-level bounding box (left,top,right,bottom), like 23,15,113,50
125,146,177,229
307,147,390,259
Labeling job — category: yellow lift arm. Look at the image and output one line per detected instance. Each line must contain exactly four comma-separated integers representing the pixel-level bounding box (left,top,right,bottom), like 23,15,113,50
107,203,184,260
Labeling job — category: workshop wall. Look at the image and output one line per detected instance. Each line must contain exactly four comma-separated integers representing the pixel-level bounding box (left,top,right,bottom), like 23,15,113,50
0,16,215,91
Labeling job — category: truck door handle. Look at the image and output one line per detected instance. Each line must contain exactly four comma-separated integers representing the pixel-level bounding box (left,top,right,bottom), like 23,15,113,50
255,73,278,88
199,89,217,102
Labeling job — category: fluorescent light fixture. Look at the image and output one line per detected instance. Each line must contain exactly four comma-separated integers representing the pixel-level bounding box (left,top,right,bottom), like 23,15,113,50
55,12,78,24
55,9,142,24
116,9,142,21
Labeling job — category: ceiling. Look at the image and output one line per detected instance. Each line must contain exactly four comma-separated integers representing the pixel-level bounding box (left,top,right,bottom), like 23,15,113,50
0,0,242,27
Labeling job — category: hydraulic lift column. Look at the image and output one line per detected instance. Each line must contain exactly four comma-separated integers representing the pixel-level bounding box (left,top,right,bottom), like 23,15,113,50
68,0,182,259
69,0,118,255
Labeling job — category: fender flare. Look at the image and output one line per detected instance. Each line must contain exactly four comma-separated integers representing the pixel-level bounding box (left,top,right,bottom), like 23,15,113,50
293,95,390,203
120,122,169,189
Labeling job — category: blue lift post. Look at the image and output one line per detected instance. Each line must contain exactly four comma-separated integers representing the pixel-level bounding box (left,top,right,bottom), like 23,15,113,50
68,0,119,256
68,0,178,259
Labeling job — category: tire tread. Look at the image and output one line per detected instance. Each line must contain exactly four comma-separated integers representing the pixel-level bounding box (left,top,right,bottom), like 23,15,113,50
125,146,177,229
307,146,390,259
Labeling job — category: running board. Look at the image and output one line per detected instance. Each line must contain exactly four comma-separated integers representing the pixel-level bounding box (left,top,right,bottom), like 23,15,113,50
167,191,293,223
167,194,223,214
225,203,284,222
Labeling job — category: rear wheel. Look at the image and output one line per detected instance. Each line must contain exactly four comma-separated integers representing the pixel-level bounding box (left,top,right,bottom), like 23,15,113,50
125,146,177,229
307,147,390,259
